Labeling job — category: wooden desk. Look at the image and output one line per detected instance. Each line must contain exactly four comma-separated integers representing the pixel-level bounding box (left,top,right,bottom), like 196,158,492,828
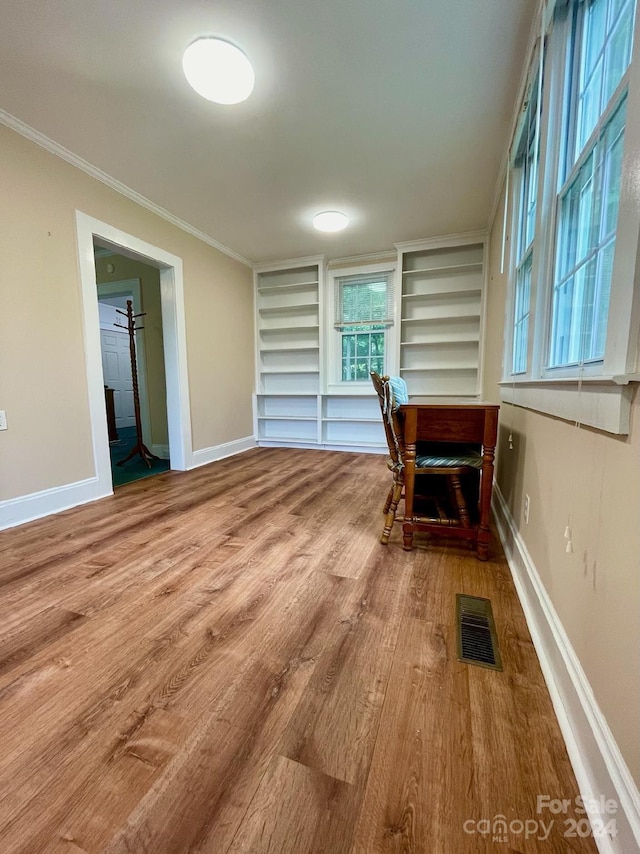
399,398,499,560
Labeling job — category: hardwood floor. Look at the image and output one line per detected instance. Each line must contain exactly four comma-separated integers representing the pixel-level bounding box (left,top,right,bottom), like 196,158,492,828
0,448,597,853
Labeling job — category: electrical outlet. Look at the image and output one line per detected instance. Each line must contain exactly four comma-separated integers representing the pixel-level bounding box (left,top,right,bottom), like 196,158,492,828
524,493,530,525
0,411,7,431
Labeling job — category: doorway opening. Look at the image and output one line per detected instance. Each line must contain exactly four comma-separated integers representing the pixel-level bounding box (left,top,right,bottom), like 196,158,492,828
94,251,170,486
76,212,192,501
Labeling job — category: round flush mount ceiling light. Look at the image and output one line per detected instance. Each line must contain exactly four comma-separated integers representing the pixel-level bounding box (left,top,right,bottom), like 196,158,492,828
182,37,255,104
312,210,349,232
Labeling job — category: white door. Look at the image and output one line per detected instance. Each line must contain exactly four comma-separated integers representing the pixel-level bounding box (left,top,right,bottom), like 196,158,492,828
100,304,135,429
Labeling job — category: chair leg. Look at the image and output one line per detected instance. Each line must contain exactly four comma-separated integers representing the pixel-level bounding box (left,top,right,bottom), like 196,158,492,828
383,483,394,514
449,474,471,529
381,480,402,544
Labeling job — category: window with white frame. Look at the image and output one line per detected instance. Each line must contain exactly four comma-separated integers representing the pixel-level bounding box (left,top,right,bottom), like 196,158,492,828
511,74,540,374
502,0,640,433
549,0,635,369
333,270,394,383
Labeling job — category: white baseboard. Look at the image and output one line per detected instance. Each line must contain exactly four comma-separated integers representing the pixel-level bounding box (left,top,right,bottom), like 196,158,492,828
492,483,640,854
0,436,254,530
0,477,112,531
189,435,257,468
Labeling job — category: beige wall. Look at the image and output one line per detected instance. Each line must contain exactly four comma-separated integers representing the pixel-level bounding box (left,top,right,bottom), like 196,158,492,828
484,180,640,785
95,254,168,446
0,124,254,501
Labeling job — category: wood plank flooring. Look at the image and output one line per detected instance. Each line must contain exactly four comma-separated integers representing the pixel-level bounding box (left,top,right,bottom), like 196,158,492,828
0,448,597,853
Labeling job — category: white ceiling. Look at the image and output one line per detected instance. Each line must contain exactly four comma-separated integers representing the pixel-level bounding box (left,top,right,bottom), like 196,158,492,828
0,0,536,264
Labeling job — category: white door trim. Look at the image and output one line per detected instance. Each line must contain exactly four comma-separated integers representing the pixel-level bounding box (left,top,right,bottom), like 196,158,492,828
76,211,193,494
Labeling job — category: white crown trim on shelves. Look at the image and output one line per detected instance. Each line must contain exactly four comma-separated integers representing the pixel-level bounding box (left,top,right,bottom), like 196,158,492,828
395,229,488,252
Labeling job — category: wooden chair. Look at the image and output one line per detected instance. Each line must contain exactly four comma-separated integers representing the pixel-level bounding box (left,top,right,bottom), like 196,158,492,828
370,372,482,544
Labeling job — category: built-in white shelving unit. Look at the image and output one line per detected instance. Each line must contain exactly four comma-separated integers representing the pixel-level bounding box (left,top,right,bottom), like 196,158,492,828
253,235,486,451
320,395,384,447
254,258,323,446
396,234,486,397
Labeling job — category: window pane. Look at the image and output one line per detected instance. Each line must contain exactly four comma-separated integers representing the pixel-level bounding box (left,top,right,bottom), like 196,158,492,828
570,0,635,169
612,0,629,18
340,281,387,323
510,65,539,376
578,256,598,358
558,150,596,280
577,59,604,154
576,164,596,261
584,0,607,77
604,0,634,100
551,98,626,367
591,238,615,358
551,275,576,366
603,106,625,233
513,253,532,374
341,328,386,381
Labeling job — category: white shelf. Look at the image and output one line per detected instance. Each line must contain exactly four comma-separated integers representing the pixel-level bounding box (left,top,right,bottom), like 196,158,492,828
256,393,318,397
400,366,478,373
322,416,380,423
398,240,485,398
259,324,319,333
257,280,319,293
402,288,481,300
257,415,317,421
260,323,319,329
401,336,480,346
256,260,323,407
401,313,480,323
258,303,319,315
260,369,320,375
402,262,482,276
260,345,320,353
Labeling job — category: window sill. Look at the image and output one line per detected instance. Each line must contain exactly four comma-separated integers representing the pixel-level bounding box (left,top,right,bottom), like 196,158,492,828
498,376,638,435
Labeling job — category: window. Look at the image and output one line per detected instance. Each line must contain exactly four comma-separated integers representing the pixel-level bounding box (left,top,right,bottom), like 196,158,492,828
549,0,634,369
501,0,640,433
511,74,540,374
551,96,626,366
328,266,395,387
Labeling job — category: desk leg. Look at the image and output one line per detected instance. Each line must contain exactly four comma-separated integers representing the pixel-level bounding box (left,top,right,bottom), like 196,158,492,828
477,442,495,561
402,441,416,551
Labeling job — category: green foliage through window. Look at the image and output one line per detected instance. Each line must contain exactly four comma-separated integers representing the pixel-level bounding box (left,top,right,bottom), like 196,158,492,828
341,326,385,381
335,273,393,382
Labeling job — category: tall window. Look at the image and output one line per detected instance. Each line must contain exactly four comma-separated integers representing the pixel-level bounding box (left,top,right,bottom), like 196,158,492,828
549,0,635,368
512,76,540,374
334,271,394,381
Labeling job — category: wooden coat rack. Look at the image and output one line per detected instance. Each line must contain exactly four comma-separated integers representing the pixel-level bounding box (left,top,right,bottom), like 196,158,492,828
115,300,159,469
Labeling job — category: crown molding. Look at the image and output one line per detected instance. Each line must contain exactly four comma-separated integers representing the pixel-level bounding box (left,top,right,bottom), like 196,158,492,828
394,229,488,252
327,249,396,267
253,254,326,273
0,108,253,269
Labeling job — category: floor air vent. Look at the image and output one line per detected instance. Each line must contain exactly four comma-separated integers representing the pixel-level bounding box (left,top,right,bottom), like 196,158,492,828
456,594,502,671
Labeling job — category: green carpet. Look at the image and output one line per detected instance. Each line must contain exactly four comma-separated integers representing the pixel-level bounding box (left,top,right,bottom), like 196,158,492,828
110,426,170,487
